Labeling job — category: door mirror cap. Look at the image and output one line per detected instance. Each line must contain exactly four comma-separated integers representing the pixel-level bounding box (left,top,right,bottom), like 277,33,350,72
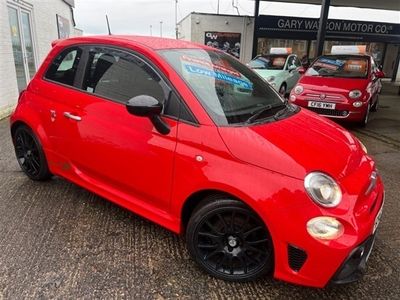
288,65,297,72
126,95,163,117
374,70,385,78
298,67,306,74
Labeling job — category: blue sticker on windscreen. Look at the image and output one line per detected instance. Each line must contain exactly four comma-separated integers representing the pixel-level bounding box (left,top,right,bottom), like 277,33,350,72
185,64,252,90
319,58,345,67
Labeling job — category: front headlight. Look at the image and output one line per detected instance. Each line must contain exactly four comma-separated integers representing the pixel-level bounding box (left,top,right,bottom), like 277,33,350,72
266,76,275,83
307,217,344,240
349,89,362,99
294,85,304,95
304,172,342,207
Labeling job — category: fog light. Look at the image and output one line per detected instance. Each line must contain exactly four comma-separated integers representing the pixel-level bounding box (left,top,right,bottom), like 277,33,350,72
290,95,296,102
353,101,363,107
307,217,344,240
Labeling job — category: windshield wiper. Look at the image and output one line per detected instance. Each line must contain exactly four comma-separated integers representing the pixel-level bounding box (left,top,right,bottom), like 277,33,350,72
245,103,285,124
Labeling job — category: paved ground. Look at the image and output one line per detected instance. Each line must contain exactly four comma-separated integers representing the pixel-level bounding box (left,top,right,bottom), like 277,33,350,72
0,84,399,299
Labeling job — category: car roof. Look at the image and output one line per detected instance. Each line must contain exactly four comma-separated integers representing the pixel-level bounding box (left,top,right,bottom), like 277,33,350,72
322,54,372,59
55,35,210,51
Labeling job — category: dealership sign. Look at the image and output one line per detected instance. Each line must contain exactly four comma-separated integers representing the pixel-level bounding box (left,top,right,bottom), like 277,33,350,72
204,32,241,59
256,15,400,42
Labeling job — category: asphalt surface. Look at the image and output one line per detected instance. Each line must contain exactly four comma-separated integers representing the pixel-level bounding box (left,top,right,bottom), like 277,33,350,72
0,84,399,299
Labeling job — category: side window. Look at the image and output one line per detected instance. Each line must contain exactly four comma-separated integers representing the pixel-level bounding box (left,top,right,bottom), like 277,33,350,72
286,56,296,69
294,56,301,67
164,91,197,123
45,47,82,86
82,48,165,104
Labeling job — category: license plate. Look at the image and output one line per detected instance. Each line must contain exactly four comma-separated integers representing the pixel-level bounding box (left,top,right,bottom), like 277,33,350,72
308,101,336,109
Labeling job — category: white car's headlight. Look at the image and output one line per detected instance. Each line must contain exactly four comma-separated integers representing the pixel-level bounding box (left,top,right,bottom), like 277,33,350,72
294,85,304,95
349,89,362,99
307,217,344,240
304,172,342,207
266,76,275,83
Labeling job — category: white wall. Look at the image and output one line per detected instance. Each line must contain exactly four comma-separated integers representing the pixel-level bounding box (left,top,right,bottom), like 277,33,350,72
177,13,191,41
0,0,19,119
0,0,78,119
178,13,254,63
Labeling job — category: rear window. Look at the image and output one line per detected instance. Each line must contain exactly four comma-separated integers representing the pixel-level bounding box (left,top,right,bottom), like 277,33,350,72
45,47,82,86
248,55,288,70
306,56,369,78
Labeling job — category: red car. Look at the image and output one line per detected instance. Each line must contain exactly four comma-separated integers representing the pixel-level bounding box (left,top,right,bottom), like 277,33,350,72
10,36,384,288
289,53,384,126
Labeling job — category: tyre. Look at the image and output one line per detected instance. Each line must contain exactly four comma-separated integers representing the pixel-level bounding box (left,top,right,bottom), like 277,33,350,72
279,84,286,98
360,103,371,127
186,197,274,281
371,95,379,112
13,125,52,181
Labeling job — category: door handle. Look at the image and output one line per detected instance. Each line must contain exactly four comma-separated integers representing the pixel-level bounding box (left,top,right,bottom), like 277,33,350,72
63,112,82,121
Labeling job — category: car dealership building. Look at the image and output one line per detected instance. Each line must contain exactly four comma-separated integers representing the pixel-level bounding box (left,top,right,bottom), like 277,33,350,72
178,12,400,80
0,0,82,119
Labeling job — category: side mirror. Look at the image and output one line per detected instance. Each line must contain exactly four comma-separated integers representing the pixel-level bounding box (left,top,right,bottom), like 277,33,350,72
126,95,162,116
288,65,297,72
374,70,385,78
298,67,306,74
126,95,170,135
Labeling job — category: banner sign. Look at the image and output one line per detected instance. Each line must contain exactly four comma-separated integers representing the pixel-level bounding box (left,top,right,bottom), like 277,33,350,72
56,14,70,39
256,15,400,43
204,32,241,59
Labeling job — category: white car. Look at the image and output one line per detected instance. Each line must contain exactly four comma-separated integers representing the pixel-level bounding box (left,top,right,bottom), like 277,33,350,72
248,54,302,96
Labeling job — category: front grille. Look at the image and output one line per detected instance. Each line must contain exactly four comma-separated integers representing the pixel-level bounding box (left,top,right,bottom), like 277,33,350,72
288,245,307,272
307,107,349,117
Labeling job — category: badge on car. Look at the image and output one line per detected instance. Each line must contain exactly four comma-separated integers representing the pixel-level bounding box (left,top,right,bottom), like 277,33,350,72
308,101,336,110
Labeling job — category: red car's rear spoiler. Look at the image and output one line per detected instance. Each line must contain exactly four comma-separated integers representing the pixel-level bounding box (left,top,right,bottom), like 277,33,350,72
51,39,63,47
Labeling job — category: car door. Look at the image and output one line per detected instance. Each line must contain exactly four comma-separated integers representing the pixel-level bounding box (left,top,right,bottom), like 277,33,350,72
51,46,179,212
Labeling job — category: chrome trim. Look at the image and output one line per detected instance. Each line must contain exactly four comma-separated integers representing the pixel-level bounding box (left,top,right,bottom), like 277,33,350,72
63,112,82,121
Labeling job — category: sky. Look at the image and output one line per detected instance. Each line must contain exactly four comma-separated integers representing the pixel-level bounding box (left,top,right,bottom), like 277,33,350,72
74,0,400,37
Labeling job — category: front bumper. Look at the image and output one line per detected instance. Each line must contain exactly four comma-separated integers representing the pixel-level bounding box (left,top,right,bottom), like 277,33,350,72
290,95,367,121
330,234,376,285
265,172,384,288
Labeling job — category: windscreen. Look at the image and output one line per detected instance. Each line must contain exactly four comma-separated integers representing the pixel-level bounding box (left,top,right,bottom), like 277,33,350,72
306,56,369,78
248,55,288,70
159,49,284,126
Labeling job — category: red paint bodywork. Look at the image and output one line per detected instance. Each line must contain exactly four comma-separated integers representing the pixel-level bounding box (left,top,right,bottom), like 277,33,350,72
290,54,382,122
10,36,384,288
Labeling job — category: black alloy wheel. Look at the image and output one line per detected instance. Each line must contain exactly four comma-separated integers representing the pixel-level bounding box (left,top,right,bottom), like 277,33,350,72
186,198,273,281
13,125,52,181
360,102,371,127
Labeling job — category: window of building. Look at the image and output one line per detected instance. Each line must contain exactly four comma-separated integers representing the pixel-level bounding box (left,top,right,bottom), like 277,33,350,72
45,48,82,86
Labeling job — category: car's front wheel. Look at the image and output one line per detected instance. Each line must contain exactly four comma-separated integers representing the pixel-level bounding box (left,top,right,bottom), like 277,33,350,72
13,125,52,181
186,197,273,281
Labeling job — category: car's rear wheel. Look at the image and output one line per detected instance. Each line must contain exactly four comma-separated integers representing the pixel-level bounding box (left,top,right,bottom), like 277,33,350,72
186,198,273,281
371,95,379,112
13,125,52,181
360,103,371,127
